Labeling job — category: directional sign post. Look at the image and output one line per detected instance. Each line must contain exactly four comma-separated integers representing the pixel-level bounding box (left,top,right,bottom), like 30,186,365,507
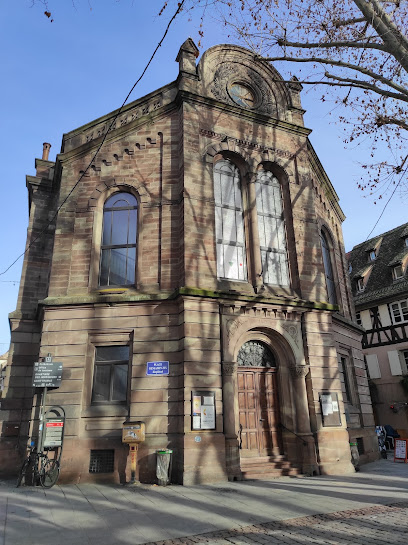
33,354,63,451
32,355,63,388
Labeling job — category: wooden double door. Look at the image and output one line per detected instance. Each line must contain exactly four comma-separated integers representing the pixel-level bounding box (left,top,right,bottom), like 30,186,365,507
238,367,282,457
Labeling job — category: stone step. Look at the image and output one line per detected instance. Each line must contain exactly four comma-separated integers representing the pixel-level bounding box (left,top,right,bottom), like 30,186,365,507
240,455,302,480
241,466,302,480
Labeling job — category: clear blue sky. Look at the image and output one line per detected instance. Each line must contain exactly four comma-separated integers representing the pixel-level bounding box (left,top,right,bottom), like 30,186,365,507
0,1,406,353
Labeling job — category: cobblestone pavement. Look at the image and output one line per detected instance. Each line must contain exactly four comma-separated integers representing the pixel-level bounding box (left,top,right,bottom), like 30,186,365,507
148,502,408,545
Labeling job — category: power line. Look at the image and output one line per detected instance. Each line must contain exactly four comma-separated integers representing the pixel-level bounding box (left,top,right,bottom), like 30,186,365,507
0,0,186,277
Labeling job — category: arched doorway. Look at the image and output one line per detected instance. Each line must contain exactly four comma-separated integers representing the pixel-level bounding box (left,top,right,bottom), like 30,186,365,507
237,340,283,458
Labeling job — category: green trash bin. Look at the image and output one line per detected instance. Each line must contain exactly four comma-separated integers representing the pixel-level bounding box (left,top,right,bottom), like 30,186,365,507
156,449,173,486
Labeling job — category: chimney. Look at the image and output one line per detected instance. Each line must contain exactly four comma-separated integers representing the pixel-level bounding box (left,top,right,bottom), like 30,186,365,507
42,142,51,161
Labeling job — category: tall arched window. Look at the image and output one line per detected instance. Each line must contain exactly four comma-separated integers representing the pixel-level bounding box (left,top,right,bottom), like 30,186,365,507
99,192,137,286
320,230,337,304
213,160,247,280
256,170,289,286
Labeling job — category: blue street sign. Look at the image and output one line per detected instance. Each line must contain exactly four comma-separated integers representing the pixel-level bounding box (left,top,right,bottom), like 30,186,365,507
146,361,169,376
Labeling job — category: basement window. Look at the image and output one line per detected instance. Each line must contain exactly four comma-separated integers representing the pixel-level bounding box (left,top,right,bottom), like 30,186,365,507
89,450,115,473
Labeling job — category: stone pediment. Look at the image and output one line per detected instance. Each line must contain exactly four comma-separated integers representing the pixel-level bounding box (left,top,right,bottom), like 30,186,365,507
197,44,296,121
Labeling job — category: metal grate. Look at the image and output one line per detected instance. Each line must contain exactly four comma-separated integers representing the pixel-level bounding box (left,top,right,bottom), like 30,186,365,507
356,437,365,455
89,450,114,473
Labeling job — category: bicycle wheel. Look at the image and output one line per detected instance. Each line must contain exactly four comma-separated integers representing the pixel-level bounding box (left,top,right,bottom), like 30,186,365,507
16,458,30,488
39,459,60,488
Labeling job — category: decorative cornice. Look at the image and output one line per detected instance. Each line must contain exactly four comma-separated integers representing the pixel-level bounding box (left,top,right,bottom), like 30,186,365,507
200,129,294,161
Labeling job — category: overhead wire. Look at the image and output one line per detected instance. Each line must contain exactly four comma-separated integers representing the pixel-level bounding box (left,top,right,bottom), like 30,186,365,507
0,0,186,277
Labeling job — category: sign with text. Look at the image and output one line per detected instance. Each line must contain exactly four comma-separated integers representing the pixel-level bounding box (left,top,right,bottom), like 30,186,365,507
43,419,64,448
394,439,408,463
146,361,169,376
319,392,341,427
32,359,63,388
192,391,216,430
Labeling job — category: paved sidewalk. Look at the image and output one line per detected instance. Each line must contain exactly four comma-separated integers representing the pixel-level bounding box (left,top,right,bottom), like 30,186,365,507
1,458,408,545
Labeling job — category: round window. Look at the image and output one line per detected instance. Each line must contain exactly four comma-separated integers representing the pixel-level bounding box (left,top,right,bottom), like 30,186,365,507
229,83,255,108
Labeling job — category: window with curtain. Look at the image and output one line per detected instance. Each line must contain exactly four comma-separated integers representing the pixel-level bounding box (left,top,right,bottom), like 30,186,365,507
213,160,247,280
255,170,289,286
320,230,337,304
99,192,137,286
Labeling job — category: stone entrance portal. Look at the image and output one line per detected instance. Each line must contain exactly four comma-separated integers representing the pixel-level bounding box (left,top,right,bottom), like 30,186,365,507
237,341,283,459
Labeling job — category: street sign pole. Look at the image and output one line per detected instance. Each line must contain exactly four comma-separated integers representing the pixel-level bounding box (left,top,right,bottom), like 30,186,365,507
38,386,47,452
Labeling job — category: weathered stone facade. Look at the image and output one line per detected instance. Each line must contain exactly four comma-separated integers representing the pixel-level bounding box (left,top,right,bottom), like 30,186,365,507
0,40,378,484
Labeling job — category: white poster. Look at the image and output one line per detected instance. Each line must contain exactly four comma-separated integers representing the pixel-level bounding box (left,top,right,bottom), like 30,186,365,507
201,405,215,429
192,415,201,430
321,394,333,416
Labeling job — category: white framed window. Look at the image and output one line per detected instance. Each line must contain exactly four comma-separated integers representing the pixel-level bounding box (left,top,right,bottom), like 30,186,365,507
213,160,247,281
355,311,362,326
369,250,376,261
356,277,365,293
255,170,289,286
389,299,408,324
392,264,404,280
320,230,337,304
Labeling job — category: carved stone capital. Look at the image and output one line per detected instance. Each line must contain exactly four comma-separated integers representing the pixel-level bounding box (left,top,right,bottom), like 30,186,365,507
290,364,310,378
223,362,237,376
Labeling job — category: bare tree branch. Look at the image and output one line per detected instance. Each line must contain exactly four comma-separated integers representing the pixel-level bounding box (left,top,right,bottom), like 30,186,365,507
257,55,408,99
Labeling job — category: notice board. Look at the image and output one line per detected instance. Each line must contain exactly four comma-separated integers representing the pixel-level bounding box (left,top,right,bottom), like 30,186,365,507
191,391,216,430
394,438,408,463
319,392,341,427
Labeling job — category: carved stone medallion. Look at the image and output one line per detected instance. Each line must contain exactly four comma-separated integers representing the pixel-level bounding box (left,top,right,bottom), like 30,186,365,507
211,62,276,116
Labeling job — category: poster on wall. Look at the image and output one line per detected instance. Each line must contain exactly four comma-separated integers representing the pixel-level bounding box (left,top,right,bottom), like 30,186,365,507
191,391,216,430
319,392,341,427
394,439,408,463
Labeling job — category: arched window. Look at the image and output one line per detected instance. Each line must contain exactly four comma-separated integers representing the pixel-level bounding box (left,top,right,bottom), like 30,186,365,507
237,340,276,367
99,192,137,286
256,170,289,286
213,160,247,280
320,230,337,304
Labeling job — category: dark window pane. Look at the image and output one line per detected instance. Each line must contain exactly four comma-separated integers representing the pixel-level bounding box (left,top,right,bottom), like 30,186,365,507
110,247,128,285
92,365,111,402
96,346,129,362
111,210,129,245
127,248,136,283
102,211,112,245
99,249,110,286
128,209,137,244
112,364,128,401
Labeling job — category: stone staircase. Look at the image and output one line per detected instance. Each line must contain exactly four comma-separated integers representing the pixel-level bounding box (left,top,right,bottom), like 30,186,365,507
240,455,302,480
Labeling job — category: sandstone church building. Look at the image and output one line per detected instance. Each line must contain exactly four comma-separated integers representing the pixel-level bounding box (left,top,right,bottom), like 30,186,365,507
0,40,378,484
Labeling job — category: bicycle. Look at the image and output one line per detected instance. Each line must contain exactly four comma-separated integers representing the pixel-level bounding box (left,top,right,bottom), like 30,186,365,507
16,442,60,488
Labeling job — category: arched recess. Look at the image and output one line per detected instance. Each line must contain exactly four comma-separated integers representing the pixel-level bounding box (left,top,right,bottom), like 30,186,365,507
231,326,298,435
319,223,341,306
88,183,143,290
256,161,300,294
221,315,311,464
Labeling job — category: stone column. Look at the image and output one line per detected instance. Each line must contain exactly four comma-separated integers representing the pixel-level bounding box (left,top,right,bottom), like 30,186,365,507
246,173,263,292
290,364,318,475
222,361,241,480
